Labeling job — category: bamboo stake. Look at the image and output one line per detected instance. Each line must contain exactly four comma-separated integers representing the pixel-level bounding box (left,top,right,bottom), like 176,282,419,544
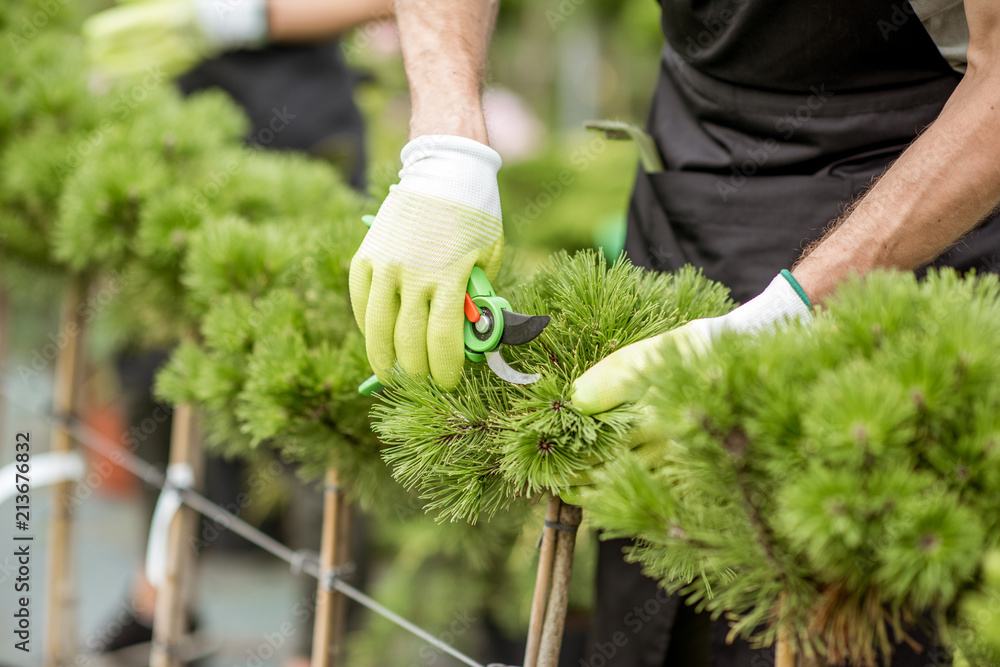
0,278,7,439
536,501,583,667
776,637,797,667
43,281,86,667
524,496,561,667
150,404,204,667
330,479,352,659
311,468,351,667
776,592,797,667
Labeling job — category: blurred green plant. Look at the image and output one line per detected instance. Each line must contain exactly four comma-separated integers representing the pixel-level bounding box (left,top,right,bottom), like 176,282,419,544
955,550,1000,666
0,1,101,276
500,137,636,262
489,0,662,127
153,207,396,501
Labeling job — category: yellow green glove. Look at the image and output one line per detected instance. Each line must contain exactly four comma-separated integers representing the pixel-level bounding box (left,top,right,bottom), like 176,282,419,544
83,0,268,78
572,271,812,415
349,135,504,391
564,272,811,500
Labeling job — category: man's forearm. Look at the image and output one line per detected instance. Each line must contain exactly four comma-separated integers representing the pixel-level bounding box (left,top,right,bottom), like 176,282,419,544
793,42,1000,303
395,0,498,143
268,0,394,41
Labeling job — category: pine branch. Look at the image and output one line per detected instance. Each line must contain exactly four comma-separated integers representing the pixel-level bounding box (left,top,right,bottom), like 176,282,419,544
727,426,785,582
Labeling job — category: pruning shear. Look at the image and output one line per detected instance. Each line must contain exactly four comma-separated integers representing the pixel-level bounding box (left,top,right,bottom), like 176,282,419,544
357,217,551,396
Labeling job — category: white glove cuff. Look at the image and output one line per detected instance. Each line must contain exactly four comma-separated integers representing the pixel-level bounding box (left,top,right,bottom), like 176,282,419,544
712,271,813,338
397,135,503,220
194,0,269,50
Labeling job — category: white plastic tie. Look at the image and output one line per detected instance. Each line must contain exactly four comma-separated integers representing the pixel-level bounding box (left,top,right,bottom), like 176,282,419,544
145,462,196,589
0,451,85,506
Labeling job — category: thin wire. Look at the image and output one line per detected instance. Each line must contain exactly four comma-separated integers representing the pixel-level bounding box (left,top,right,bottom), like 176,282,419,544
5,392,487,667
325,576,485,667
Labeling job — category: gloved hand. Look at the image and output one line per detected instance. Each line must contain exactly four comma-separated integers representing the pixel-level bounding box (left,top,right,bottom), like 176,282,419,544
350,135,504,391
572,270,812,415
83,0,268,78
560,402,665,504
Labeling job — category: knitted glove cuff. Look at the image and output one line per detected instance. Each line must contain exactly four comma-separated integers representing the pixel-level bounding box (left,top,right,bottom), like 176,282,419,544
709,271,813,339
397,135,503,220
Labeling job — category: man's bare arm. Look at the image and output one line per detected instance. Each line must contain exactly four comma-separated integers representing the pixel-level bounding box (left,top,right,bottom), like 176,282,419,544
793,1,1000,302
394,0,499,143
268,0,395,41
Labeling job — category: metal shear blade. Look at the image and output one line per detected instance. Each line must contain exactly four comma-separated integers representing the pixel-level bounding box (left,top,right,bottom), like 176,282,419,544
499,311,551,346
485,348,541,385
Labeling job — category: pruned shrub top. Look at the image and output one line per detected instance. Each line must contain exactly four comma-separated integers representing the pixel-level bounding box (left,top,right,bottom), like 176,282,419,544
372,251,733,522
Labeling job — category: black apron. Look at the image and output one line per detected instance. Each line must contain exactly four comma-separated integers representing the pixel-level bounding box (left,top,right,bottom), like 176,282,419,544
622,45,1000,304
595,2,1000,666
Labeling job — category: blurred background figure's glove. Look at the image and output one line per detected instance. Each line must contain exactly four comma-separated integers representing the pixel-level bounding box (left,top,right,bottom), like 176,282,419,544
350,135,504,391
83,0,268,77
572,270,812,415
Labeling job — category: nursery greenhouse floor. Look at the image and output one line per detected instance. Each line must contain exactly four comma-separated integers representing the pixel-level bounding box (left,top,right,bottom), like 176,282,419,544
0,493,304,667
0,367,310,667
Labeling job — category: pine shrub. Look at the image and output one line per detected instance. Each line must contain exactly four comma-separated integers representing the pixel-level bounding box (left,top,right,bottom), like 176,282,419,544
581,269,1000,665
0,0,389,501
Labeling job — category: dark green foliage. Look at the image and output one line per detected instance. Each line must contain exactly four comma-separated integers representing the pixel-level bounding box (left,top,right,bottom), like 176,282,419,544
372,251,734,522
581,269,1000,665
